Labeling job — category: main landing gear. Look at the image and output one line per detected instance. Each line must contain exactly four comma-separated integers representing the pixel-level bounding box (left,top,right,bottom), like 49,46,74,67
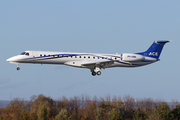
97,71,101,75
91,67,101,76
92,71,96,76
92,71,101,76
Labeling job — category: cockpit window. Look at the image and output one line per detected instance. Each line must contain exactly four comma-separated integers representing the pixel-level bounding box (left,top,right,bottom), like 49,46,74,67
20,52,29,56
25,52,29,56
21,52,26,55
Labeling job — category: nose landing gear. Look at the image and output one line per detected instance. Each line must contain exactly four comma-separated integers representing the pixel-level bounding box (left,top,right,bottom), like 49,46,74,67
17,64,20,71
17,67,20,71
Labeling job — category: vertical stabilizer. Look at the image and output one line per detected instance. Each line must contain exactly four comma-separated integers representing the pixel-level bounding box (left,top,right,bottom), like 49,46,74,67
136,41,169,59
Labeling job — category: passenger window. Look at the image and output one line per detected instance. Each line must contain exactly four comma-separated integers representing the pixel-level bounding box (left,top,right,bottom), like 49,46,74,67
93,57,95,59
115,58,117,60
84,56,86,58
102,57,104,59
44,55,46,56
88,56,90,59
80,56,81,58
49,55,50,57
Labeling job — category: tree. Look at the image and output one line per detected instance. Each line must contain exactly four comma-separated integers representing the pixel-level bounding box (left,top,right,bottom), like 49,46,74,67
108,108,123,120
171,104,180,120
154,102,171,120
37,105,47,120
133,108,147,120
20,109,30,120
146,113,163,120
5,98,30,120
123,95,135,119
30,94,54,120
135,98,154,117
95,98,112,120
55,109,70,120
82,99,97,120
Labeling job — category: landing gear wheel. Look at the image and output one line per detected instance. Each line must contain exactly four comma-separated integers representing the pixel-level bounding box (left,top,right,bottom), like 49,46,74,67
92,71,96,76
17,67,20,71
97,71,101,75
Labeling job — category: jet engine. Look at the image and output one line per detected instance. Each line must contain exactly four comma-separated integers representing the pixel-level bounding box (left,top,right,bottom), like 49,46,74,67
121,53,145,62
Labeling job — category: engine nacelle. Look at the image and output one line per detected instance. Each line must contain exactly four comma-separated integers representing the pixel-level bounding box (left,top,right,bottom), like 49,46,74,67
121,53,145,62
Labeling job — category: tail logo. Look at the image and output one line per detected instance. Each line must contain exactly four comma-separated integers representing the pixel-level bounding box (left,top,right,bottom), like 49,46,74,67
149,52,158,56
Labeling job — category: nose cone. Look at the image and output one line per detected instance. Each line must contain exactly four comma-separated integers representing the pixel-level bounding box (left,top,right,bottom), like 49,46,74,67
6,56,19,62
6,56,21,65
7,57,13,62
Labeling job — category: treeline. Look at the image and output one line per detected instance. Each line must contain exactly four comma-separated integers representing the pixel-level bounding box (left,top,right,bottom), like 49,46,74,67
0,94,180,120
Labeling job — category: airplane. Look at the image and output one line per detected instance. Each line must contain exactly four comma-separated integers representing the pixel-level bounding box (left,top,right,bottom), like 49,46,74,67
7,40,169,76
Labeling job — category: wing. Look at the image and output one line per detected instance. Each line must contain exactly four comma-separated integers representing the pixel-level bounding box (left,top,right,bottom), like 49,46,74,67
81,60,117,69
64,60,117,69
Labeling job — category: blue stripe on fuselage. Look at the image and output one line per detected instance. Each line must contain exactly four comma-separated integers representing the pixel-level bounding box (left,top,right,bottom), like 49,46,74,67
23,53,135,66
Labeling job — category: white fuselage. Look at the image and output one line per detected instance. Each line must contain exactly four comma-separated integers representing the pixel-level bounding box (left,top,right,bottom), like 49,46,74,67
7,51,157,70
6,41,169,76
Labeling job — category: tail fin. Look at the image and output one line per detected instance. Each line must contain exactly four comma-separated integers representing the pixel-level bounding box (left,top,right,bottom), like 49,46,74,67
137,40,169,59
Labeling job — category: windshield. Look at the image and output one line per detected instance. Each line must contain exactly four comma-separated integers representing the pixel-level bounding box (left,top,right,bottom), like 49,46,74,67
20,52,26,55
20,52,29,56
25,52,29,55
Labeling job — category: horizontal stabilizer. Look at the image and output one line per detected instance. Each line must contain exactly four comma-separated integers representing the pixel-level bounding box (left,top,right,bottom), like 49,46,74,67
156,41,170,44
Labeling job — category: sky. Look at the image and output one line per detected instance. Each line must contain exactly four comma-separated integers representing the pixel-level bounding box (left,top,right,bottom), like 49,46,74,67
0,1,180,102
